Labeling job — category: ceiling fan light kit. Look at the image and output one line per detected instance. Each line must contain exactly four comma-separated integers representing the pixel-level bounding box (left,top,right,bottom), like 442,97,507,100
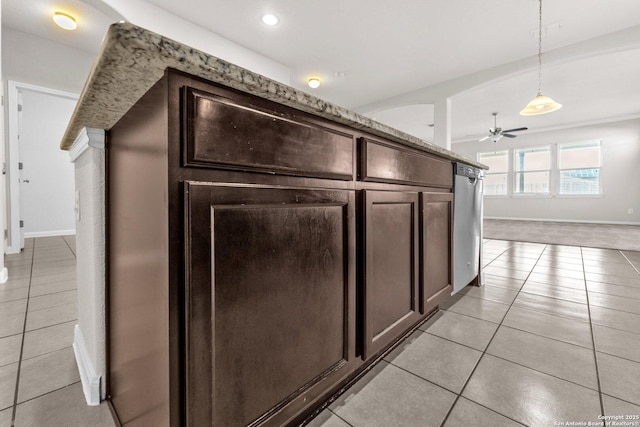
479,112,528,143
520,0,562,116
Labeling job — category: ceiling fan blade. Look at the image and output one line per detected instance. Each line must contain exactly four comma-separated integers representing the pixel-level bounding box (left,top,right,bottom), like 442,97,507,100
502,127,528,133
502,133,517,138
479,136,489,142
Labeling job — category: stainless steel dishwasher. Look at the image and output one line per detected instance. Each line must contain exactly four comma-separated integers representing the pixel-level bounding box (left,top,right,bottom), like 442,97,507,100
453,162,484,294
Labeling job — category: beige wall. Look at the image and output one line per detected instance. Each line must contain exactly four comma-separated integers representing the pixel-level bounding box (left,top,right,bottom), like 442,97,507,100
453,118,640,224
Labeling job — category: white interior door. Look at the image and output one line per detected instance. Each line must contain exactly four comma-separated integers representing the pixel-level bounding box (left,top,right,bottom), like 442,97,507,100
16,87,77,244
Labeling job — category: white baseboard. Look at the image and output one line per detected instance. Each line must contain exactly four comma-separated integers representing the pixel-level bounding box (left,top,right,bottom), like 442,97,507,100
0,268,8,284
484,217,640,226
24,229,76,238
72,325,102,406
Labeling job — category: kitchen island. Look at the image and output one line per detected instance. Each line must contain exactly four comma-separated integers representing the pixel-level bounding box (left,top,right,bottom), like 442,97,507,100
62,22,485,427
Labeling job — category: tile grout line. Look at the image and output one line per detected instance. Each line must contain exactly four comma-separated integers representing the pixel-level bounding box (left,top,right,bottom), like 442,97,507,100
62,235,77,257
599,393,640,408
438,243,548,427
479,245,514,268
447,295,593,329
19,343,78,364
9,381,83,407
385,357,528,425
16,318,78,335
462,288,589,308
583,288,640,304
620,251,640,276
10,239,37,426
321,241,514,426
386,359,462,396
442,293,640,352
325,410,355,427
581,247,605,420
572,322,640,338
426,321,596,358
390,336,603,399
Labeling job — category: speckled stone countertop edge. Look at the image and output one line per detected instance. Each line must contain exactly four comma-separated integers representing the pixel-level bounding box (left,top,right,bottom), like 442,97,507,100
60,22,486,170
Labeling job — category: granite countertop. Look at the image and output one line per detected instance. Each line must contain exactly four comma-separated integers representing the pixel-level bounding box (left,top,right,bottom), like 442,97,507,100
61,22,485,169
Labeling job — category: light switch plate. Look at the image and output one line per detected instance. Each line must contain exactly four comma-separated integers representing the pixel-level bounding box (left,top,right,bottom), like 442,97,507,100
75,191,81,221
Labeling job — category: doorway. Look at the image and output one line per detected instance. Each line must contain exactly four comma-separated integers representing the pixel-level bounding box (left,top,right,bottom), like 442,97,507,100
6,81,78,253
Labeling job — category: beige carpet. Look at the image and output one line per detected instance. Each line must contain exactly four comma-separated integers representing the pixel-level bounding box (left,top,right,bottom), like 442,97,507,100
484,219,640,252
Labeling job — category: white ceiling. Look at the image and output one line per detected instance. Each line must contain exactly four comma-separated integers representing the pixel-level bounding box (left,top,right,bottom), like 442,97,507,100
1,0,117,54
3,0,640,144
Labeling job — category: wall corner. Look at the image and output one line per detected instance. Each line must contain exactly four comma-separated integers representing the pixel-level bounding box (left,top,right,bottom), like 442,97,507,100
71,126,107,403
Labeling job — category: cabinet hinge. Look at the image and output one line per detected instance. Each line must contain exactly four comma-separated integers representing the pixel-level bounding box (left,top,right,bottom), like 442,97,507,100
17,104,23,112
20,220,24,228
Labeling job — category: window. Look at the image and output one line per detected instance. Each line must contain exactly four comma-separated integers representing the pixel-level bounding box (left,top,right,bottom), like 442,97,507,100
558,141,601,195
514,146,550,195
478,150,508,195
477,141,603,198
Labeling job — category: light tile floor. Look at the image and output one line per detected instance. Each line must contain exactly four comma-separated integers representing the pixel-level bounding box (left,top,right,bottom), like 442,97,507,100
311,239,640,427
0,236,113,427
2,237,640,426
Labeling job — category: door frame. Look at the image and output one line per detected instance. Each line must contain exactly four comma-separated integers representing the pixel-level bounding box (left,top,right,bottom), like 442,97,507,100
6,80,78,253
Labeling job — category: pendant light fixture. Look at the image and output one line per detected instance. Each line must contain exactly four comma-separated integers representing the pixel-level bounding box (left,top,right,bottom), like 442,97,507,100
520,0,562,116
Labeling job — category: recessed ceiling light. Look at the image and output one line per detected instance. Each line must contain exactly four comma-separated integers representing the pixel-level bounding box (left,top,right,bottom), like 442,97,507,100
261,14,278,26
53,11,77,30
308,78,320,89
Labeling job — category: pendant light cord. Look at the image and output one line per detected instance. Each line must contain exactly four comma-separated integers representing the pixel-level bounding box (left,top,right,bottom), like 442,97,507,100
537,0,543,95
520,0,562,115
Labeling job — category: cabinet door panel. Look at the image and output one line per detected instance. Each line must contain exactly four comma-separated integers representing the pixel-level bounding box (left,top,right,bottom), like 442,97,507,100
421,192,453,314
363,190,421,359
185,183,356,426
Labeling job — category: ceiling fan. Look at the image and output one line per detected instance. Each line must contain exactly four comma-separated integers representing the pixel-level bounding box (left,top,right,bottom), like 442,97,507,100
479,112,528,143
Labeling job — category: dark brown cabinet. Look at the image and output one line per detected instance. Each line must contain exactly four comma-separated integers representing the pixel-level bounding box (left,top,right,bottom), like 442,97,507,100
184,183,357,426
183,86,355,180
360,138,453,187
106,68,456,427
363,190,421,358
421,193,454,314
